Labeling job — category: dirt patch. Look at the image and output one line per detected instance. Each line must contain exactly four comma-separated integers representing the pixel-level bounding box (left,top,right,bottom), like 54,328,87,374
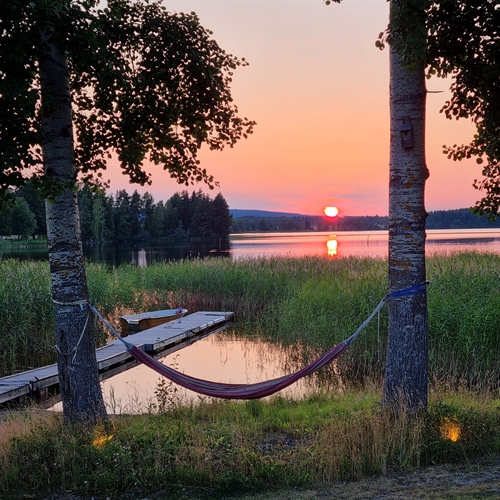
227,459,500,500
38,458,500,500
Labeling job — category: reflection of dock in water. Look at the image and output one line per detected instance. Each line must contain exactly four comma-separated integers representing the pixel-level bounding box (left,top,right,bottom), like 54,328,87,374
0,311,234,407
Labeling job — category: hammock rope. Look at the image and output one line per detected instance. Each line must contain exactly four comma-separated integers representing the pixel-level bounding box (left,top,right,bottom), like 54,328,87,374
88,281,428,400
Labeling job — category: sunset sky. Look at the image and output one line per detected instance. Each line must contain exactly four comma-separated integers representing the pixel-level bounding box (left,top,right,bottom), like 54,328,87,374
107,0,483,217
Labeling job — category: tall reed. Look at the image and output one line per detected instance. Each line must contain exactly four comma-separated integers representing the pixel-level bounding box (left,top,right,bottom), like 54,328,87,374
427,251,500,390
1,252,499,389
0,260,54,373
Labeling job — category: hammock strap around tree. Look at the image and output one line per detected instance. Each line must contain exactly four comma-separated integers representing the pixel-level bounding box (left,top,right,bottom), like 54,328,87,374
88,281,428,400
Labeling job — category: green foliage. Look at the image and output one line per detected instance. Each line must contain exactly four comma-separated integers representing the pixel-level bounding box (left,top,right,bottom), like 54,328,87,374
426,208,500,229
426,0,500,220
374,0,500,219
77,188,232,242
426,252,500,388
0,0,255,204
377,0,428,69
16,181,47,236
0,185,238,242
0,260,54,373
10,198,36,239
424,400,500,463
0,192,41,237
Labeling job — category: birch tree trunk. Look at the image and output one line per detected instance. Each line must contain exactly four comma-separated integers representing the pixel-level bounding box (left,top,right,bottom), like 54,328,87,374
382,41,429,412
39,35,107,424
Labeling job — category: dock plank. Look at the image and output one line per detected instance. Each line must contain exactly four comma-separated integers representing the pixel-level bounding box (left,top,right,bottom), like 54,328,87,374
0,311,233,406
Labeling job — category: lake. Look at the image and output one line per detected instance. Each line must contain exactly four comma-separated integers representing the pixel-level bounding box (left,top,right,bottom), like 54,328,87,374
3,228,500,265
230,228,500,260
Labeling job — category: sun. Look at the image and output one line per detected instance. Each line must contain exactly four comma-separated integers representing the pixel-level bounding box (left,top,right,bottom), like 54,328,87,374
323,206,339,218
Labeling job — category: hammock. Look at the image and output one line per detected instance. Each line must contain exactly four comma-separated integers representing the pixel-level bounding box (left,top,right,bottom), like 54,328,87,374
89,282,428,400
126,340,349,399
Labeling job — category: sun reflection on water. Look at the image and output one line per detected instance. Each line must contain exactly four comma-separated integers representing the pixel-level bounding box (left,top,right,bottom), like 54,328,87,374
326,235,338,257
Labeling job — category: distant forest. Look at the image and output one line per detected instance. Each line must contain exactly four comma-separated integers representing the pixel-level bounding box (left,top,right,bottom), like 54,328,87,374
0,185,232,242
0,183,499,241
231,209,500,232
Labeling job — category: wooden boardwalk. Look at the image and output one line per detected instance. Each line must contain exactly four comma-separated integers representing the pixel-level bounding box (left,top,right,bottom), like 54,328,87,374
0,311,233,407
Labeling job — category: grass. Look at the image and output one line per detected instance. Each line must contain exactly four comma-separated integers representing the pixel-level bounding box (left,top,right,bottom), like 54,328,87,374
0,237,47,247
0,389,500,498
0,260,54,371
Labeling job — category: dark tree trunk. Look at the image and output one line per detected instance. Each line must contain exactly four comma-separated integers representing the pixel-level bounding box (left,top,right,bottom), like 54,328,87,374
39,33,107,425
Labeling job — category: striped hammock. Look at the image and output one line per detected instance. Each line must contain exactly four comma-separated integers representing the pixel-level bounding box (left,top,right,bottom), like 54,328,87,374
127,341,349,399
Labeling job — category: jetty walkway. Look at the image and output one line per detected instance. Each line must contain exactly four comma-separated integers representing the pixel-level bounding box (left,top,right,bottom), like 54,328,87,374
0,311,234,407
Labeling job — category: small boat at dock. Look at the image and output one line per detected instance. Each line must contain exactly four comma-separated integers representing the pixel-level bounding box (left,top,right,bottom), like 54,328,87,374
119,308,187,335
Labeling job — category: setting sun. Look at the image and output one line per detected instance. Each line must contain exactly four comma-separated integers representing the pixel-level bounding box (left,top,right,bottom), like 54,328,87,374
324,206,339,218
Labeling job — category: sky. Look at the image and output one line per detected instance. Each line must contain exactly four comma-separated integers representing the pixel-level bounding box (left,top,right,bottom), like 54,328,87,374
106,0,483,217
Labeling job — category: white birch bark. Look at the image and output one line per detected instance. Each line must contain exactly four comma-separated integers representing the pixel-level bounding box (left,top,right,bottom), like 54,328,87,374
39,34,107,424
382,40,429,411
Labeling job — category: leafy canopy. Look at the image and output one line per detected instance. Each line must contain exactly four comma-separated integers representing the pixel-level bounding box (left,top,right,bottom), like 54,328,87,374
0,0,255,205
376,0,500,219
427,0,500,219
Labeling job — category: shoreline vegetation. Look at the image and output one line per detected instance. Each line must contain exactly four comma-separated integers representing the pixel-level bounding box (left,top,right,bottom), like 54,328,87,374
1,252,500,498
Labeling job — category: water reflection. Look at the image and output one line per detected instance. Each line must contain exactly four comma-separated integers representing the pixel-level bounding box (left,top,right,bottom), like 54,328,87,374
83,240,231,267
2,229,500,265
326,235,338,257
230,231,390,260
133,249,148,268
230,229,500,260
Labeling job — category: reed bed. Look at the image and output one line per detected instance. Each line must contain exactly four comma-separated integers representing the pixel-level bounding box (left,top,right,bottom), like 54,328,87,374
0,260,54,372
0,252,499,391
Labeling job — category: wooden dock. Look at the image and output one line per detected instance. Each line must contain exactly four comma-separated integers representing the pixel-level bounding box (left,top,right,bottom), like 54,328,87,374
0,311,233,407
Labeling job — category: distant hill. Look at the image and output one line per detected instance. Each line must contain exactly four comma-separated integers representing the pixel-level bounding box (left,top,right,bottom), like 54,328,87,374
230,209,307,218
229,207,500,233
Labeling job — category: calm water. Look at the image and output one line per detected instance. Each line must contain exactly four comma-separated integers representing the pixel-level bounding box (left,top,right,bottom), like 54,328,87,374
48,334,331,413
97,335,330,413
3,228,500,265
231,229,500,260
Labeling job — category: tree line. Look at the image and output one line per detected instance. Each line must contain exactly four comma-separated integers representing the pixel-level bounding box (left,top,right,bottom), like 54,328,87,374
232,209,500,233
0,185,233,243
3,188,500,241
